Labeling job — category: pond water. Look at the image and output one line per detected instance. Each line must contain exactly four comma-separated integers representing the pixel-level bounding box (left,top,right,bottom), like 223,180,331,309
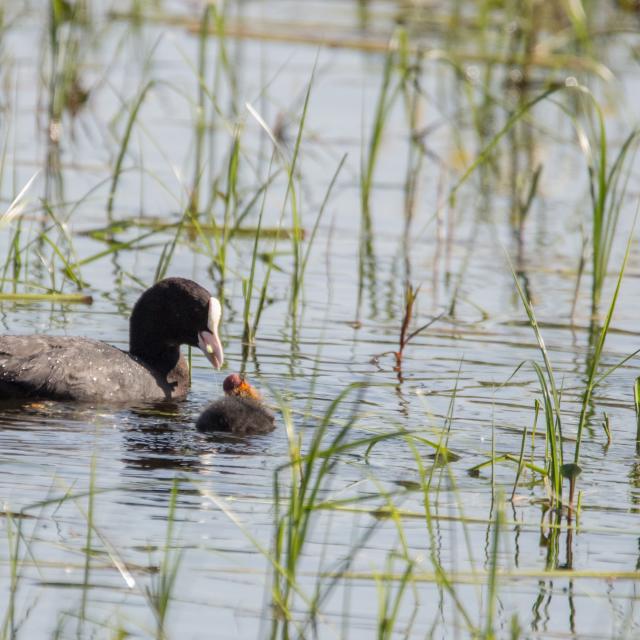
1,1,640,638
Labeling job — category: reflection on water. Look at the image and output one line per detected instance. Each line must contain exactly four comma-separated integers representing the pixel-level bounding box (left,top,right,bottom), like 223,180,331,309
1,0,640,638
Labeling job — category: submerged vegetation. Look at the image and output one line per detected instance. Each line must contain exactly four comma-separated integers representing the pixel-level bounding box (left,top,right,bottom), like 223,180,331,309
1,0,640,638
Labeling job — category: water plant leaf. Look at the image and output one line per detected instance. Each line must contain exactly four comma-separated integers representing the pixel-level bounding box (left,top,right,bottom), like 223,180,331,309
561,463,582,481
0,292,92,304
0,171,41,230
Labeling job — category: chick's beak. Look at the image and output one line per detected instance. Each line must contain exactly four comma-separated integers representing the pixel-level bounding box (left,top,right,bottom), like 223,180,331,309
198,330,223,369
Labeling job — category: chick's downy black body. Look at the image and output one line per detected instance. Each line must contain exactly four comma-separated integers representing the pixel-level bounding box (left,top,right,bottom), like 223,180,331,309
196,396,275,435
196,374,275,435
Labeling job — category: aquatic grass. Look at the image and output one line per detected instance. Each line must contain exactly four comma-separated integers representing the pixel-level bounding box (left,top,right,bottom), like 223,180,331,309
389,283,442,374
509,258,564,506
270,384,366,632
511,423,530,500
602,413,612,447
374,556,414,640
526,85,640,317
0,171,40,231
244,72,314,336
238,103,288,345
396,29,426,242
170,1,243,225
300,489,410,639
48,0,90,130
0,173,93,299
0,511,20,640
357,34,403,319
635,377,640,454
38,200,86,288
0,291,92,303
0,503,47,638
208,2,239,122
366,467,422,638
78,453,97,635
572,218,636,466
336,566,640,581
119,9,612,77
529,399,540,470
445,82,566,314
468,452,546,480
1,218,23,294
360,33,403,218
248,151,348,349
25,485,152,638
356,373,477,636
0,172,40,294
509,210,636,508
582,113,639,315
405,433,477,634
532,361,564,504
279,62,316,317
305,500,640,536
103,38,220,223
146,481,182,640
214,128,241,283
296,154,347,300
241,153,274,346
190,384,408,636
483,497,504,640
0,478,129,640
153,204,195,283
1,3,640,637
449,84,565,204
395,282,419,372
39,230,80,291
104,72,222,227
66,222,176,271
5,453,635,640
446,77,636,269
189,3,213,215
268,383,431,637
107,79,155,217
194,470,315,636
562,0,591,50
512,164,542,247
81,217,296,241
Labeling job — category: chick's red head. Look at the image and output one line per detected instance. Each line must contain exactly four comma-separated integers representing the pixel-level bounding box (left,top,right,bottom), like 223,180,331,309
223,373,262,401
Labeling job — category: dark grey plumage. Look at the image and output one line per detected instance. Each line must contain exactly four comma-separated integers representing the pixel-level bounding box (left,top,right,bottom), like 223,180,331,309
196,396,275,435
0,278,222,404
0,335,186,403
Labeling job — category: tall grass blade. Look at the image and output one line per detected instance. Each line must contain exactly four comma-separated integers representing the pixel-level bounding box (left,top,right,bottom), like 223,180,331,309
574,215,637,463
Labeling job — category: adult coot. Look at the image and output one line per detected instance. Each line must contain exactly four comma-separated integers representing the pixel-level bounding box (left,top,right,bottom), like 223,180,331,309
0,277,223,403
196,373,275,435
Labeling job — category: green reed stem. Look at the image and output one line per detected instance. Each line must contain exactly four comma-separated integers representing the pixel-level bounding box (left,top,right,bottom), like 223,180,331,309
484,498,503,640
107,80,155,217
635,377,640,454
510,257,564,505
574,219,635,463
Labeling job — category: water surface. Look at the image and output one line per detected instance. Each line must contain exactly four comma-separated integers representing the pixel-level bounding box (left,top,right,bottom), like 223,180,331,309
1,2,640,638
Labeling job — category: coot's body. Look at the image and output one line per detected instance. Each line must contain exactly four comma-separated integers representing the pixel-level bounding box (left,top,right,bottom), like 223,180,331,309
0,278,223,403
0,335,188,403
196,374,275,435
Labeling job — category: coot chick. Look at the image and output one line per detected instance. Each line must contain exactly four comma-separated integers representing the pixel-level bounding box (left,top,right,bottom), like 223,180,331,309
196,374,275,435
0,277,223,403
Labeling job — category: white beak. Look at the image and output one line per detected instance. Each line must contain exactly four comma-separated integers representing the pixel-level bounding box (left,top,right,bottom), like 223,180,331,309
197,297,223,369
